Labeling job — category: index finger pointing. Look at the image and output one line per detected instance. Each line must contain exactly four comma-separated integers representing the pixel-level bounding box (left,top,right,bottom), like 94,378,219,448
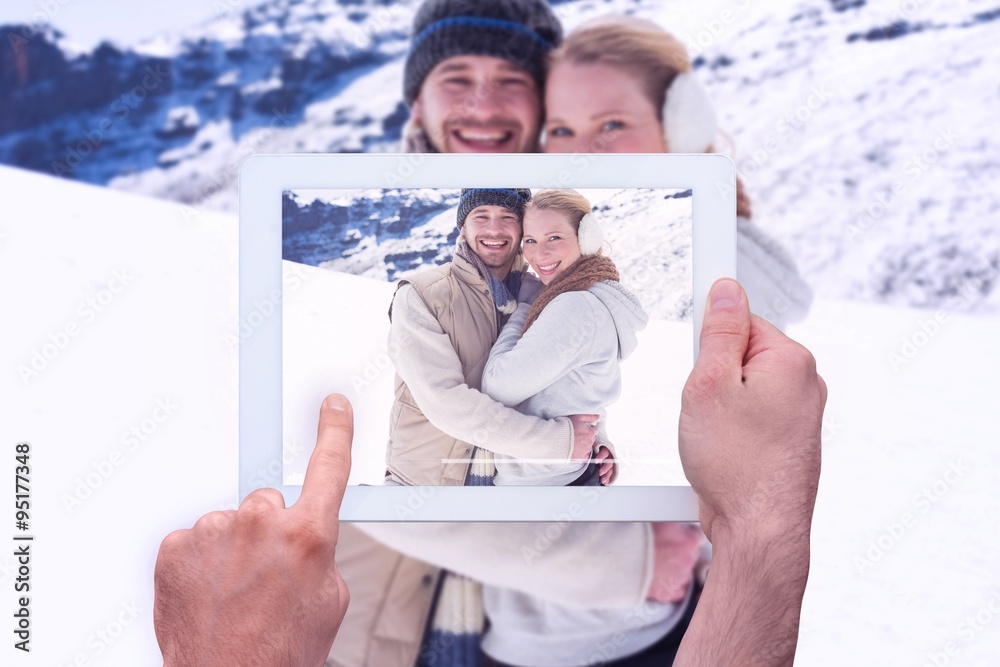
297,394,354,529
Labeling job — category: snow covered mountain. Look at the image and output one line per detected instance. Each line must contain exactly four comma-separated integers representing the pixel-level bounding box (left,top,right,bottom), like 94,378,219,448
1,0,998,314
282,187,463,278
282,186,695,319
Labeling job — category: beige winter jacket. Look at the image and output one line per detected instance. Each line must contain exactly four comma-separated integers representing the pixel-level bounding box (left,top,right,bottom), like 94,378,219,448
384,252,574,486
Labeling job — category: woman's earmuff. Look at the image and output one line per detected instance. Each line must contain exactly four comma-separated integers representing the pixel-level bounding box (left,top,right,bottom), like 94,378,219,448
662,71,717,153
577,213,604,255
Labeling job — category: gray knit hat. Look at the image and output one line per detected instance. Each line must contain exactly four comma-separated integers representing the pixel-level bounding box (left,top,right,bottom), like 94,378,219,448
457,188,533,227
404,0,563,106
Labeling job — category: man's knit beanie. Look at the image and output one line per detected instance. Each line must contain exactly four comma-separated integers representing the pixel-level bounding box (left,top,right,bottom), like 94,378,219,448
457,188,533,227
404,0,563,106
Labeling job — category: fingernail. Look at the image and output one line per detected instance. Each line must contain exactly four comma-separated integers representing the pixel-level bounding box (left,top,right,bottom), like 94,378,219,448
324,394,349,411
710,279,741,311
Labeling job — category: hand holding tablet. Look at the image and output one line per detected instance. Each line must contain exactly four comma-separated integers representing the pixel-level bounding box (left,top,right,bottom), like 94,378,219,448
155,277,827,666
680,279,826,544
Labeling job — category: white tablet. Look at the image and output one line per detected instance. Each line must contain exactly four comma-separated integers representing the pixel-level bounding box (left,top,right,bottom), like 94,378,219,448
239,153,736,521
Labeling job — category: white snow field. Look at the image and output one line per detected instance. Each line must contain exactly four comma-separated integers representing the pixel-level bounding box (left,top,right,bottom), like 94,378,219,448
4,161,1000,663
1,165,238,666
281,260,692,487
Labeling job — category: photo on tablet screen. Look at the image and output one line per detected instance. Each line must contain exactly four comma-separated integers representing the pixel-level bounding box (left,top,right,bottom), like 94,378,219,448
281,187,693,488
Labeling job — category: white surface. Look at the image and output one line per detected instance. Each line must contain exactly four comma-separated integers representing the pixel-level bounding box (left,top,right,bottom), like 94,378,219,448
787,300,1000,665
3,163,999,662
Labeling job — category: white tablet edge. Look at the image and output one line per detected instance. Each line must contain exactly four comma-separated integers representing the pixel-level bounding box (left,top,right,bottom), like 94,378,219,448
239,153,736,521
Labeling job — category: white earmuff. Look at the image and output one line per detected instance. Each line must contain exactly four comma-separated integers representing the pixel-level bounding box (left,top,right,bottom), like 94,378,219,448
662,71,717,153
578,213,604,255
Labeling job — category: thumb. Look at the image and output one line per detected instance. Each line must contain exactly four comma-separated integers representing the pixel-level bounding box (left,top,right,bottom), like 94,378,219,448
694,279,751,387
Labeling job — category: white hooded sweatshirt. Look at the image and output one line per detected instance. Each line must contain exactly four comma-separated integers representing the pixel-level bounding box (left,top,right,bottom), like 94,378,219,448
481,280,649,486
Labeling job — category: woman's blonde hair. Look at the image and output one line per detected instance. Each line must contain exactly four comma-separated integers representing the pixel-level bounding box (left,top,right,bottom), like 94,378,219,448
551,16,753,219
526,189,593,233
552,16,690,121
527,189,609,257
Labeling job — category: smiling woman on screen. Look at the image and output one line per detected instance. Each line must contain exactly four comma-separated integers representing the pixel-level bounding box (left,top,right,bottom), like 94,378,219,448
481,188,646,488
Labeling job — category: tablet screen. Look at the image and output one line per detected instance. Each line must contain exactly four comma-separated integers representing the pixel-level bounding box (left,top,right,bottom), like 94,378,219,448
280,187,693,488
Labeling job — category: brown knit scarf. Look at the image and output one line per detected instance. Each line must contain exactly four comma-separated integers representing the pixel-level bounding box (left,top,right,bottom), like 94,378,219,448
523,254,620,334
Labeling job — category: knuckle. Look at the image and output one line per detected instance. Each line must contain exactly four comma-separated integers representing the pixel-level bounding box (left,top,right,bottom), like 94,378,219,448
284,519,334,558
799,347,819,376
339,579,351,609
192,511,235,541
234,504,272,532
785,341,818,377
687,359,728,398
157,528,189,557
700,316,745,340
240,489,282,513
193,510,229,531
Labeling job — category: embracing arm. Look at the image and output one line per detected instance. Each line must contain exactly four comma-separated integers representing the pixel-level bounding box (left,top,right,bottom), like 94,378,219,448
358,520,654,610
481,301,532,404
594,418,619,484
389,285,572,461
482,293,600,407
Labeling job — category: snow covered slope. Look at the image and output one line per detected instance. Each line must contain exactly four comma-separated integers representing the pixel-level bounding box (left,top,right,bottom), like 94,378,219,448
0,164,238,666
787,300,1000,666
281,260,693,487
3,142,999,663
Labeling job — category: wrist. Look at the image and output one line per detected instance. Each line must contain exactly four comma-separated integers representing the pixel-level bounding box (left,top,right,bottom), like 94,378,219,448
705,486,817,552
561,417,575,461
673,520,811,666
710,511,812,549
162,644,228,667
707,516,812,611
161,622,289,667
164,643,296,667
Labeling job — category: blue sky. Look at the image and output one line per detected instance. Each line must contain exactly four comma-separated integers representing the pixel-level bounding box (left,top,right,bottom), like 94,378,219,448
0,0,231,49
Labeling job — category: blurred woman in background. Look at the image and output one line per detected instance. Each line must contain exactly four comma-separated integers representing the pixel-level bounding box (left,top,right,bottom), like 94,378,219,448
544,15,813,330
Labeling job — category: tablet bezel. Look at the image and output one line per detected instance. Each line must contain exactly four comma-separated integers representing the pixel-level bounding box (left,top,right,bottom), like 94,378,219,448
239,153,736,521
